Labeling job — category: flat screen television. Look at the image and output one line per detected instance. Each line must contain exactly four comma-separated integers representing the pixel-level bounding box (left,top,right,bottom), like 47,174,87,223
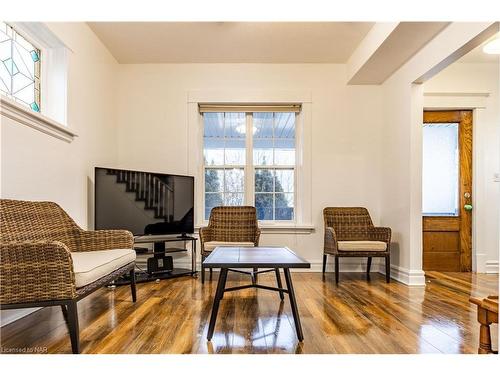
95,167,194,236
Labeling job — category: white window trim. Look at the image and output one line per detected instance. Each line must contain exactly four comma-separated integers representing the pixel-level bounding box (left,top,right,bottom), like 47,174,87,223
0,22,75,142
187,90,313,232
0,96,76,142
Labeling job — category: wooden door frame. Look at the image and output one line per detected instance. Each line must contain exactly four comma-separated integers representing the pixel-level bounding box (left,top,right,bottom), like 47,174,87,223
423,110,473,271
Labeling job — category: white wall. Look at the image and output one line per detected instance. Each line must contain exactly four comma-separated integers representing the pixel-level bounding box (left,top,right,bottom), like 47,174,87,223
379,79,425,284
378,23,497,285
115,64,384,270
424,62,500,273
0,23,119,326
2,22,497,328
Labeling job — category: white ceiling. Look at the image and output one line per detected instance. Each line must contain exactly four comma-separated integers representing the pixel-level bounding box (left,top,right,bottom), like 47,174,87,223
88,22,374,63
458,32,500,63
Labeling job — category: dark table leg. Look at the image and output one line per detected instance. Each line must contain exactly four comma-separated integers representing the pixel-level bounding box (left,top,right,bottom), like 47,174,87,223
207,267,228,340
275,268,284,300
283,268,304,342
192,239,196,275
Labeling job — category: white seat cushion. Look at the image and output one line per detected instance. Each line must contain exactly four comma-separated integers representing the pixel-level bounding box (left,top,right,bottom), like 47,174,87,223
337,241,387,252
204,241,255,252
71,249,136,288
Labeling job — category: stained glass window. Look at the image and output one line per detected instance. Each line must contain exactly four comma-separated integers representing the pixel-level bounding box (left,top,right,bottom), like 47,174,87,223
0,22,41,112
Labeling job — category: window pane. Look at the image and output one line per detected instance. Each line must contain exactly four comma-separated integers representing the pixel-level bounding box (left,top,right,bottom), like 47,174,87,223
255,169,274,192
275,193,294,220
205,169,224,192
255,193,273,220
274,139,295,165
224,168,244,193
253,112,295,167
274,112,295,138
224,112,246,138
204,138,224,165
204,113,224,137
253,138,273,166
275,169,294,193
14,82,35,104
204,113,224,166
254,112,273,138
224,193,244,206
224,139,245,165
205,193,223,220
0,22,41,112
422,123,459,216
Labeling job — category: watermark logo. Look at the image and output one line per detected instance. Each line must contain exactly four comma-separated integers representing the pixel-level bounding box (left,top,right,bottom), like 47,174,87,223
0,346,48,354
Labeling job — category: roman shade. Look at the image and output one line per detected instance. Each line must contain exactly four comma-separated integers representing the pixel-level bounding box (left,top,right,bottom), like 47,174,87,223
198,103,301,113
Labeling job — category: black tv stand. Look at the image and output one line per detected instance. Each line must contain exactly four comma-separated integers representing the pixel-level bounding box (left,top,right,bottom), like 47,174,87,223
113,234,197,286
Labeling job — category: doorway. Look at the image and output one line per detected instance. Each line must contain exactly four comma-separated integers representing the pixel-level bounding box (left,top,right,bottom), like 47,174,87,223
422,110,473,272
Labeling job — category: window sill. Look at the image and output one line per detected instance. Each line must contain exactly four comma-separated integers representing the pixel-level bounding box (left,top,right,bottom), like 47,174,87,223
195,224,315,234
259,224,315,234
0,96,77,143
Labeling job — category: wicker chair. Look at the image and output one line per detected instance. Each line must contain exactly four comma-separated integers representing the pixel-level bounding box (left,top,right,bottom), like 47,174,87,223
200,206,261,284
0,199,137,353
323,207,391,284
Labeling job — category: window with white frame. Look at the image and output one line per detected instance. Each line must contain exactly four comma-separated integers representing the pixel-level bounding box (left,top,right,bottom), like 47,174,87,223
202,106,298,222
0,22,41,112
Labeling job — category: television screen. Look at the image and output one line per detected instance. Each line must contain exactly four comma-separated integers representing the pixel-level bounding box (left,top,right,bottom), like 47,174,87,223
95,167,194,236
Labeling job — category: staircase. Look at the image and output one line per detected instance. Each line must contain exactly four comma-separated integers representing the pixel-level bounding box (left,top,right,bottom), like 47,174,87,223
106,169,174,220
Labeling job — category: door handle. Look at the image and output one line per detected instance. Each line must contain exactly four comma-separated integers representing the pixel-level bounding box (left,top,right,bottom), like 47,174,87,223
464,204,473,211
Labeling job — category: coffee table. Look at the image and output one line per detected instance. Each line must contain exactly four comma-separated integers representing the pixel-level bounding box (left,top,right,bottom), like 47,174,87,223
203,246,311,341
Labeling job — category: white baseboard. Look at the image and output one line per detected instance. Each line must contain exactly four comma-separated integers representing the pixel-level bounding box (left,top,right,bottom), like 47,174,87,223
475,253,487,273
171,259,425,286
486,260,499,274
378,264,426,286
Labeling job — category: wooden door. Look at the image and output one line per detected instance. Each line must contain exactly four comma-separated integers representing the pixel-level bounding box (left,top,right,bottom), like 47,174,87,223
422,111,472,272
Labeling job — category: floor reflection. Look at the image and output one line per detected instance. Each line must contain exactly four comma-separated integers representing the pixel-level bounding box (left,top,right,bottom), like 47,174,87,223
2,271,497,354
419,323,461,353
203,279,302,353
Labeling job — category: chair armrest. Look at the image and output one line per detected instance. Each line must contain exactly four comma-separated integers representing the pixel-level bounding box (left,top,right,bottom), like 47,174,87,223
73,230,134,252
255,228,261,246
199,227,213,252
367,227,392,244
324,226,338,255
0,240,76,304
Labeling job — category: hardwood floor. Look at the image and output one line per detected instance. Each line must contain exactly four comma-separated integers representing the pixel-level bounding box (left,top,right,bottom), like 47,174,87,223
0,271,497,354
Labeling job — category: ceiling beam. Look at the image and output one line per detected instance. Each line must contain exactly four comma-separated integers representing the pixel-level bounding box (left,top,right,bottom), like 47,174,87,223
347,22,450,85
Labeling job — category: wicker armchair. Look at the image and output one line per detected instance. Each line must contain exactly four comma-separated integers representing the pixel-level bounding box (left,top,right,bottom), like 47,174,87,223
200,206,261,283
323,207,391,284
0,199,137,353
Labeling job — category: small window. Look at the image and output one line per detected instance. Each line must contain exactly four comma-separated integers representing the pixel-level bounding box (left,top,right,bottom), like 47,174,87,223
0,21,41,112
422,123,459,216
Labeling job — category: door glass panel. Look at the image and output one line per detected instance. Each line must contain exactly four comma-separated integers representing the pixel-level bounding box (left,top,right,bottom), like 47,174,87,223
422,123,459,216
